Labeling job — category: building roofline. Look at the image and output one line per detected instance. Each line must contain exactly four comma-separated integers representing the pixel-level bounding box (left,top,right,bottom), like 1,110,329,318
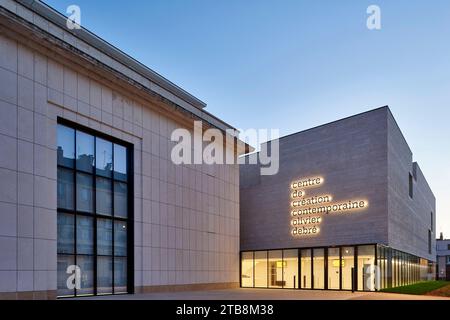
276,105,391,143
242,105,391,158
3,0,245,135
18,0,207,110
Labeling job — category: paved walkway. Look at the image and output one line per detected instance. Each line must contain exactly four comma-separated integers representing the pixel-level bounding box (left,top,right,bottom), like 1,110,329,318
75,288,450,300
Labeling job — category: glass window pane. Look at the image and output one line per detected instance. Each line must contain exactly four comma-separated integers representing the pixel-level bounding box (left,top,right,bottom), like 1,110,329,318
77,255,94,295
76,173,93,213
328,248,340,290
76,131,94,173
358,245,375,291
57,254,75,297
114,181,127,218
313,248,325,289
97,218,113,256
96,177,112,216
283,249,298,289
114,257,127,293
96,138,113,177
268,250,283,288
57,213,74,254
342,247,355,290
57,125,75,168
114,144,127,181
241,252,254,287
76,216,94,255
379,246,386,289
254,251,268,288
97,256,113,294
57,168,74,210
301,249,312,289
114,221,127,256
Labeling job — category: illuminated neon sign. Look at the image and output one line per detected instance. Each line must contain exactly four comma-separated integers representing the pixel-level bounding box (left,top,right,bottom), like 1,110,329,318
290,176,368,237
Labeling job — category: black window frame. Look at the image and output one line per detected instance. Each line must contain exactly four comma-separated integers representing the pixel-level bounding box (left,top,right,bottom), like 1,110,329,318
56,118,134,298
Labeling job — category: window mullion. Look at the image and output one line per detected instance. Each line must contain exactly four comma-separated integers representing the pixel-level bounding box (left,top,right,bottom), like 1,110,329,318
73,130,77,297
112,143,115,294
93,137,98,296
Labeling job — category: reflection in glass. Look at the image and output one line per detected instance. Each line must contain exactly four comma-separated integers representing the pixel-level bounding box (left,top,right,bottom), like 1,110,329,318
301,249,312,289
57,125,75,168
114,257,127,293
358,245,375,291
97,219,113,256
268,250,283,288
378,246,386,289
77,216,94,255
57,168,74,210
96,138,112,177
328,248,340,290
57,213,74,254
57,125,131,297
114,221,127,256
97,256,113,294
114,182,128,218
77,255,94,295
96,177,112,216
342,247,355,290
313,248,325,289
76,131,94,173
241,252,254,287
254,251,268,288
57,255,75,297
76,173,93,213
283,249,298,289
114,144,127,181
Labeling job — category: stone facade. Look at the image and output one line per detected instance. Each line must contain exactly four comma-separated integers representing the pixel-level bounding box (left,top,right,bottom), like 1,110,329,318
0,0,240,299
240,107,436,263
387,113,436,261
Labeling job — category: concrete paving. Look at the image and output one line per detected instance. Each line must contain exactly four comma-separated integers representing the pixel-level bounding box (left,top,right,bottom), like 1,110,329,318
74,288,450,300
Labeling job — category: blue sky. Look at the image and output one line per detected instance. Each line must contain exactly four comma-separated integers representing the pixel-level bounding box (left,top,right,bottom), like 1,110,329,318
44,0,450,237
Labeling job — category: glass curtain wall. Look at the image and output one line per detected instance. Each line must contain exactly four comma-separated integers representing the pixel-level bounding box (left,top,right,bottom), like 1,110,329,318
283,249,298,289
377,245,435,289
341,247,354,290
241,245,433,291
357,245,375,291
300,249,312,289
254,251,268,288
57,123,131,297
268,250,283,288
241,252,254,287
313,249,325,289
328,248,340,290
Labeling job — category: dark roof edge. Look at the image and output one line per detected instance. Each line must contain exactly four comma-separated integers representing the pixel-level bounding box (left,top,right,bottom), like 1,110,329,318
277,105,391,143
18,0,207,110
245,106,390,151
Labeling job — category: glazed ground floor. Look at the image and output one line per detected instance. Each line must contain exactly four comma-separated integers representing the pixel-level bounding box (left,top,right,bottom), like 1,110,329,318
72,287,450,300
240,244,435,291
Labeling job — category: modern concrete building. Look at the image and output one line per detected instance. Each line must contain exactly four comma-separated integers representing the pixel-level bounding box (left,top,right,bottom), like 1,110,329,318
240,107,436,291
0,0,245,299
436,233,450,280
